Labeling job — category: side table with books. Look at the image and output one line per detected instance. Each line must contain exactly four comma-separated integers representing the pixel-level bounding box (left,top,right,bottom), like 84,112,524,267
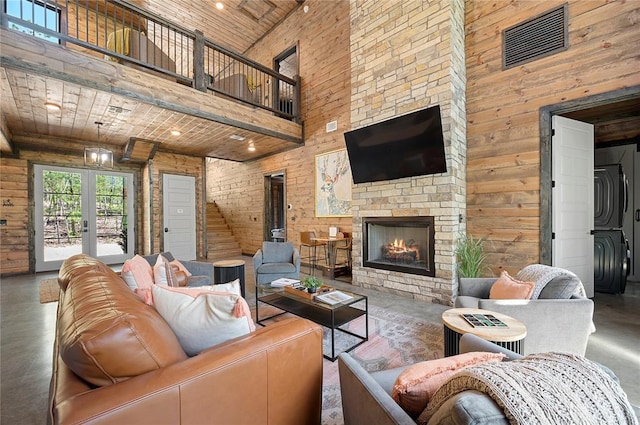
441,308,527,356
255,279,368,361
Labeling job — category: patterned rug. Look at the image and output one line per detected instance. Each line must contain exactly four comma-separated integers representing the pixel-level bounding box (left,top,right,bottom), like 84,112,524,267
320,305,444,425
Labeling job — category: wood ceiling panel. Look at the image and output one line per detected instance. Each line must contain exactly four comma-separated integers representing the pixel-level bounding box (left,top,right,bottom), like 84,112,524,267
132,0,301,53
2,67,301,161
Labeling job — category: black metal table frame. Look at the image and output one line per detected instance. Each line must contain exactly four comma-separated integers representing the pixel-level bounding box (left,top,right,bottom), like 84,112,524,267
256,289,368,361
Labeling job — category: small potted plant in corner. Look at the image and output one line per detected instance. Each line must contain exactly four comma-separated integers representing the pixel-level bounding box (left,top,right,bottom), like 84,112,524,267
301,276,324,294
454,233,489,279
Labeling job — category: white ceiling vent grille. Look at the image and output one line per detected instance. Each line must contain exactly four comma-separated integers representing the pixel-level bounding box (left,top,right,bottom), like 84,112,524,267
503,3,568,69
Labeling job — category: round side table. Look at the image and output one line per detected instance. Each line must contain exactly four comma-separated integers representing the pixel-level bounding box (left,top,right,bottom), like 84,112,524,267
213,259,246,297
442,308,527,356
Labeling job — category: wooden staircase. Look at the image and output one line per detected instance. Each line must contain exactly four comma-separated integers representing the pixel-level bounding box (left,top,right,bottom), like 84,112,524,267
206,203,242,260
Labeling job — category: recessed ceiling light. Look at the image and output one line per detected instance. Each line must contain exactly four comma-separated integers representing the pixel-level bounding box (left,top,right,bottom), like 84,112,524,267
230,134,246,141
171,130,181,136
45,102,61,111
215,2,224,10
248,143,256,152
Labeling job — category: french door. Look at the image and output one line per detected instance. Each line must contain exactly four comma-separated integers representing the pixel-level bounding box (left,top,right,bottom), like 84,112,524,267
34,165,135,272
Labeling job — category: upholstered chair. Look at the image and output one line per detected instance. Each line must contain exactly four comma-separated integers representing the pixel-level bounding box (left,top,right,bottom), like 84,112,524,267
253,241,301,285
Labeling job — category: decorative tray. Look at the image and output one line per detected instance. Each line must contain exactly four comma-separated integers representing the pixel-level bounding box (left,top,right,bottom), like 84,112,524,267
284,284,334,300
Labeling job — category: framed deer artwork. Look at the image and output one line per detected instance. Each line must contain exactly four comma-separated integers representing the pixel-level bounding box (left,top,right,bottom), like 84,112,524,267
315,149,352,217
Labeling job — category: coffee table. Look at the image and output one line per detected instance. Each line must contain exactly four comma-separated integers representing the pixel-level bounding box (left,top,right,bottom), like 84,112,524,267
256,283,368,361
442,308,527,356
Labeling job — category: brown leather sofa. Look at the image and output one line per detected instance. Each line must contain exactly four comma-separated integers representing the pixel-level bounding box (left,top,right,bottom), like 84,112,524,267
49,254,323,424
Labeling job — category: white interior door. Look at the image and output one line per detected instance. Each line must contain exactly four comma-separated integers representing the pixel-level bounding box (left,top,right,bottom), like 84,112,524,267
552,116,595,297
163,174,196,260
35,165,134,272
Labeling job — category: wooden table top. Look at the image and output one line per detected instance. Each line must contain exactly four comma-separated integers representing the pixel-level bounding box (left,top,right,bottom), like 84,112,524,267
212,259,245,267
442,308,527,342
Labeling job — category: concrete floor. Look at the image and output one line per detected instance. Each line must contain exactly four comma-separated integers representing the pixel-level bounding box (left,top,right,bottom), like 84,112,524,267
1,256,639,424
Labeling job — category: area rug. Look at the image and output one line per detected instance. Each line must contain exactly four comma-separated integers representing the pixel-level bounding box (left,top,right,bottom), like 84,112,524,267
39,278,60,303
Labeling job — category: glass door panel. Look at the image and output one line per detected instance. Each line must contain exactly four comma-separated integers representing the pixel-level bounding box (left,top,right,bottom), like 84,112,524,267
40,168,85,264
35,165,134,272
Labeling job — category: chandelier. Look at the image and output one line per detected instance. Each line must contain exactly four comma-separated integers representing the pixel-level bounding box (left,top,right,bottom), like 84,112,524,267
84,121,113,168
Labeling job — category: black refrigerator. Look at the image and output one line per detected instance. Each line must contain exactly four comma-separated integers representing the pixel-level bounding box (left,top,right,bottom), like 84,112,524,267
593,164,631,294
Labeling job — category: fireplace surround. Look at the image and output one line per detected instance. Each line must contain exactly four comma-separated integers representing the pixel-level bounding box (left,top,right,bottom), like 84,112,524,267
362,217,435,277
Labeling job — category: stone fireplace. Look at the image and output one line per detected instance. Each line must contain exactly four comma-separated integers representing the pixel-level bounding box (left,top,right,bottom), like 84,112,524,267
349,0,466,306
363,217,435,277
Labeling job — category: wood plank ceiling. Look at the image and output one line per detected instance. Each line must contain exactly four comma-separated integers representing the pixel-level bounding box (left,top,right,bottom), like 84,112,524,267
0,0,304,161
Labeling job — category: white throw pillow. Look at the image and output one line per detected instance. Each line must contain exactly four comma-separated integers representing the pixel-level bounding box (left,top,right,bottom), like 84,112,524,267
151,285,255,356
212,279,241,296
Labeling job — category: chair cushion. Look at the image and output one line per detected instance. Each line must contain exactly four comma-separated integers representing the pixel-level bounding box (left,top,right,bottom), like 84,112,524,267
256,262,298,274
454,295,480,308
262,241,294,263
424,390,507,424
187,275,212,286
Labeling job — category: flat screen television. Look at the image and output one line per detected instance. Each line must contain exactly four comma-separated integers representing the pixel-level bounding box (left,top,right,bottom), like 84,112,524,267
344,105,447,184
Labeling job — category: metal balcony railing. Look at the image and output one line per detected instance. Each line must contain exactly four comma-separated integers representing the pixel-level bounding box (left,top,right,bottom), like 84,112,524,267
0,0,299,121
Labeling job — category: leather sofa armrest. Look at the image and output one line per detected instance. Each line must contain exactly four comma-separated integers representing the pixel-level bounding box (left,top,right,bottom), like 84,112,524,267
51,318,323,425
457,278,496,298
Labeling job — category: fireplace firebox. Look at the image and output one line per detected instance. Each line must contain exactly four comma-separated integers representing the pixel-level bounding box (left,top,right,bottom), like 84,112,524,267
363,217,435,277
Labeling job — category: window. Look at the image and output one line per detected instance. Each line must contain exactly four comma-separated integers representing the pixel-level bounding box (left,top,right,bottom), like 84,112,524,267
5,0,63,44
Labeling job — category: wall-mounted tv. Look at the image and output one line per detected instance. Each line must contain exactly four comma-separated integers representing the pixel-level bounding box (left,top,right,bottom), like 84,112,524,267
344,105,447,184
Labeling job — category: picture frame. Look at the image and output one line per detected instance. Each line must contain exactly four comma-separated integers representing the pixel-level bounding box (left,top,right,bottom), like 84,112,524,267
315,149,352,217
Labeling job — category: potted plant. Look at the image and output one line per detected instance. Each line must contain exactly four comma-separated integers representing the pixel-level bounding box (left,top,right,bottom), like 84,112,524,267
301,276,324,294
454,233,489,278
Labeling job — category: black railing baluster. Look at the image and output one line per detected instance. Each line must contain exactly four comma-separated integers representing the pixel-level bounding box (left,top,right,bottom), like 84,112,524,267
1,0,298,119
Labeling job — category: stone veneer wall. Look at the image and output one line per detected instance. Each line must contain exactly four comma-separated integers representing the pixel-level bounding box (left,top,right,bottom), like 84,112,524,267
349,0,466,305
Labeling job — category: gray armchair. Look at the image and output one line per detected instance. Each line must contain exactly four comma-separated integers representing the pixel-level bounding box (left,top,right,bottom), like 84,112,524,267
338,334,638,425
455,265,594,356
141,252,213,286
253,241,301,285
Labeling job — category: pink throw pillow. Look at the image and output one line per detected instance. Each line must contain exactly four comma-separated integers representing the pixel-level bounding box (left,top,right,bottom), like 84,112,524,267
170,259,192,277
489,271,535,300
121,255,155,304
392,352,506,417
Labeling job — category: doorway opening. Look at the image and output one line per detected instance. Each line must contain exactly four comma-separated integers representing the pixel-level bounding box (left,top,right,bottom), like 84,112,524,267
263,172,286,242
273,44,298,120
540,86,640,292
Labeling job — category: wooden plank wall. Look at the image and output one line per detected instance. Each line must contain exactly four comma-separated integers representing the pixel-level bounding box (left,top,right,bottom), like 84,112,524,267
0,157,29,274
206,0,352,256
465,0,640,276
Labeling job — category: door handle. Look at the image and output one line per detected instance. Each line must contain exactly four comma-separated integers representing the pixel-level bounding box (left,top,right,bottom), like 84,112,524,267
165,227,169,232
83,220,88,233
636,209,640,222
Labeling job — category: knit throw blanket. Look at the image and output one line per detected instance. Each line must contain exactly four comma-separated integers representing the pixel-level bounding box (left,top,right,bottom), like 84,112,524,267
515,264,587,299
418,352,638,425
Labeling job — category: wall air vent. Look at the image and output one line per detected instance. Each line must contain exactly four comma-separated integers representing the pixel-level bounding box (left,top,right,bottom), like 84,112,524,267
503,3,568,70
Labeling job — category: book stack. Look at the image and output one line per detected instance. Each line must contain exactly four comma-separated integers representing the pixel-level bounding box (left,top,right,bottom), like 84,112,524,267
270,278,300,288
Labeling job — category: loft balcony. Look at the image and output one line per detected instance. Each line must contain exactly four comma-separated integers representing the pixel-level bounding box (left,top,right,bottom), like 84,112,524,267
0,0,303,161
